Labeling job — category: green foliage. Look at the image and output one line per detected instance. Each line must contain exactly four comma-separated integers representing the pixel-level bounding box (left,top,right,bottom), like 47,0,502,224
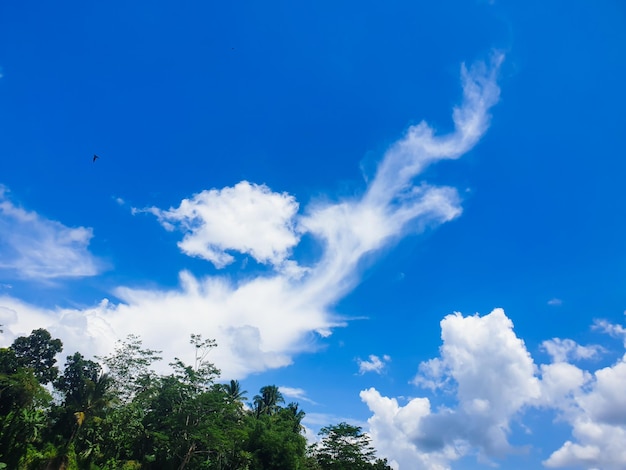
10,329,63,385
309,422,392,470
252,385,285,417
54,352,103,409
97,334,162,404
223,379,248,404
0,345,52,469
245,411,307,470
0,329,391,470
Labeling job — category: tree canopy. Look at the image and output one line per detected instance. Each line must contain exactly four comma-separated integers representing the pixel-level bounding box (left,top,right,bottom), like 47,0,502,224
0,329,390,470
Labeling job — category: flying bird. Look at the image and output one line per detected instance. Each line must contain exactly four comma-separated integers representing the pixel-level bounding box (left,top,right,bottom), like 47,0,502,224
93,154,100,163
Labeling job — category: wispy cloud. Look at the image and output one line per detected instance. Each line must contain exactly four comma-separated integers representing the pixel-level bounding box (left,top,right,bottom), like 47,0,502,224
0,187,104,281
279,386,317,404
0,54,504,379
593,317,626,346
541,338,603,362
548,298,563,306
357,354,391,375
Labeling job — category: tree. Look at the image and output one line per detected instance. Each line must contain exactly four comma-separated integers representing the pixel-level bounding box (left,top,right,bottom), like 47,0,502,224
310,422,392,470
55,352,102,410
253,385,284,417
224,379,248,403
283,402,305,433
139,335,236,469
97,334,162,403
0,348,52,468
10,328,63,385
169,334,220,391
52,352,115,456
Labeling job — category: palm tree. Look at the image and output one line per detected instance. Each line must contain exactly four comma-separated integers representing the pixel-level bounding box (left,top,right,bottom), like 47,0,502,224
83,373,116,415
225,379,248,403
285,402,306,433
253,385,284,417
68,373,115,447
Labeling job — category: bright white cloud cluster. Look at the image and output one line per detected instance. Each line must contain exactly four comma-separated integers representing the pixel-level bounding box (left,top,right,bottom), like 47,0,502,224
542,318,626,469
357,354,391,375
363,309,540,469
361,310,626,470
0,187,103,280
138,181,300,269
0,55,503,380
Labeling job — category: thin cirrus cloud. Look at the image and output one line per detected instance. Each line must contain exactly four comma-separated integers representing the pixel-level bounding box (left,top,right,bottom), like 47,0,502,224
361,309,626,470
0,187,103,281
1,53,503,381
279,386,317,405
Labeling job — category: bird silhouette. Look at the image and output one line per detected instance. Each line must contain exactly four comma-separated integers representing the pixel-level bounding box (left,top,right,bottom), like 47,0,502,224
93,154,100,163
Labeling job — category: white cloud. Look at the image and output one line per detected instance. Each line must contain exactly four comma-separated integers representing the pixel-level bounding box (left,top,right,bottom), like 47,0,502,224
0,55,504,380
362,310,626,469
302,425,319,444
364,308,540,469
543,357,626,469
279,386,317,404
548,298,563,306
357,354,391,375
361,388,457,470
0,187,104,280
593,318,626,346
536,361,590,408
137,181,300,269
541,338,603,363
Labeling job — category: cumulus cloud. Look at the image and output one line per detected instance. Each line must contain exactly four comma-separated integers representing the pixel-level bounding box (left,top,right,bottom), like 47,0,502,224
357,354,391,375
136,181,300,269
360,388,456,470
542,320,626,469
364,309,541,469
362,310,626,469
0,54,503,379
543,357,626,469
0,187,103,280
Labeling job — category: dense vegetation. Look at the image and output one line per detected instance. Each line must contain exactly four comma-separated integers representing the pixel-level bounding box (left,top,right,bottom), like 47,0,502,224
0,328,392,470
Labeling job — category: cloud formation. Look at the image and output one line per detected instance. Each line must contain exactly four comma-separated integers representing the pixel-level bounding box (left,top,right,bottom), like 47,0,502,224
361,309,626,470
279,386,317,404
0,187,103,280
0,55,503,380
138,181,300,269
542,318,626,469
357,354,391,375
541,338,603,363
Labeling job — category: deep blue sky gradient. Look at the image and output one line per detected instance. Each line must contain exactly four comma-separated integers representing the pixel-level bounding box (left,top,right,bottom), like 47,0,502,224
1,1,626,468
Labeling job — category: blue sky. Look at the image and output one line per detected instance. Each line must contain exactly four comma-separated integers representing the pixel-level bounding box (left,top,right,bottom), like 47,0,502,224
1,1,626,468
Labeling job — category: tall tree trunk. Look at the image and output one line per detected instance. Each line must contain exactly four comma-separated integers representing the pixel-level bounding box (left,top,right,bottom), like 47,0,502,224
178,442,196,470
